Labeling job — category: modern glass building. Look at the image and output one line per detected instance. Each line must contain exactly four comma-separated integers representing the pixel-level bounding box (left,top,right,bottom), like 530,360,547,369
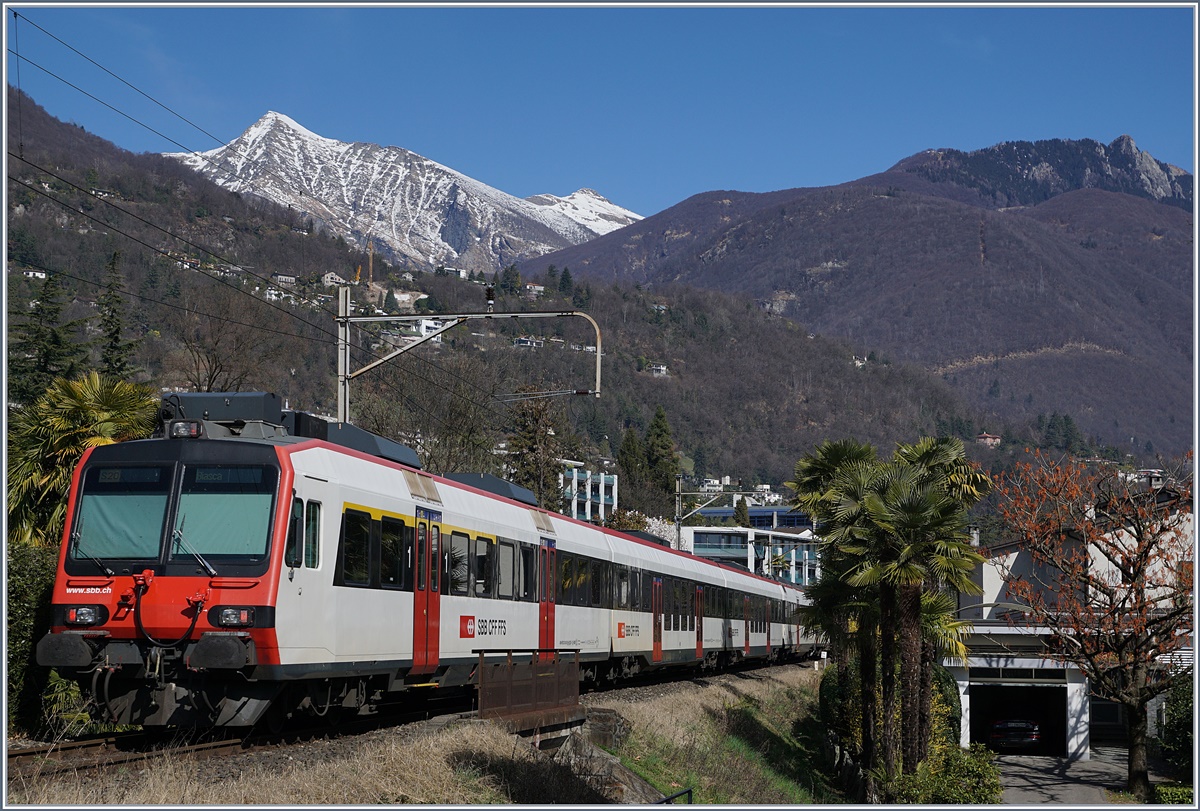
679,525,820,586
560,466,618,523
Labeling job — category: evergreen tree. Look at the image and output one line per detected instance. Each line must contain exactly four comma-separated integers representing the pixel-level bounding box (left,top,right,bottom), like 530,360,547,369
7,272,88,407
644,405,679,493
733,495,751,527
96,251,140,380
558,267,574,295
544,264,559,289
616,428,647,487
498,264,522,295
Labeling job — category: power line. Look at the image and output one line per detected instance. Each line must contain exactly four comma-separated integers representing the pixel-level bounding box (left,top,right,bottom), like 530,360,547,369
11,11,231,153
6,22,594,467
6,21,545,418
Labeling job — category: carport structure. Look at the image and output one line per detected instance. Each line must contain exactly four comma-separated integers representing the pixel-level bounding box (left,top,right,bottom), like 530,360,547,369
947,619,1092,760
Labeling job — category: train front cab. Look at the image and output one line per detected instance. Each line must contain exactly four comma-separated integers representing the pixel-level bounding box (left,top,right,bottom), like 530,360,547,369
36,434,290,726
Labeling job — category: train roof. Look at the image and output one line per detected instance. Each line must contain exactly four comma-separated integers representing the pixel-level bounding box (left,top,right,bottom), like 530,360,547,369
152,392,807,596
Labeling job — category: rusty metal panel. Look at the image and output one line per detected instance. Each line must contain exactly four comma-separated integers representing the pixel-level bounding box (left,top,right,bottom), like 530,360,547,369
477,649,580,726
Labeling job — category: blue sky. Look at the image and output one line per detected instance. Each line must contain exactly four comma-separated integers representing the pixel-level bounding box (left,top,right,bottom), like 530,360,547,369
5,4,1196,216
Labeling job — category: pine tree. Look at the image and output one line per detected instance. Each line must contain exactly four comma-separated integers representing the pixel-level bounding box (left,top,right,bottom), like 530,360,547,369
616,428,647,487
499,264,522,295
734,495,751,527
7,272,88,406
97,251,140,380
558,267,574,295
644,405,679,494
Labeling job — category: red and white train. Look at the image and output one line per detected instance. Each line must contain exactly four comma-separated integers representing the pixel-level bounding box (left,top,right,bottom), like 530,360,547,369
37,392,816,727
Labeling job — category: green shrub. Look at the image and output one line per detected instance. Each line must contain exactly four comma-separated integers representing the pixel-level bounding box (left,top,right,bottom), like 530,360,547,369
6,541,59,735
818,663,841,730
1155,784,1193,805
891,743,1001,804
1160,677,1193,777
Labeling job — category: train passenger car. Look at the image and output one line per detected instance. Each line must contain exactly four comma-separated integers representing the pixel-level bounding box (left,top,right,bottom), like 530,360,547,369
37,393,816,728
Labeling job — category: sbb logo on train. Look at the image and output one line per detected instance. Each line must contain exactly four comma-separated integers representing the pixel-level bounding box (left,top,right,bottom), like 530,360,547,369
459,616,507,638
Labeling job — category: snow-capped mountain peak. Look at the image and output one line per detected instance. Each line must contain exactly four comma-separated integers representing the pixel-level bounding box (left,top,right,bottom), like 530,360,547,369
166,113,641,271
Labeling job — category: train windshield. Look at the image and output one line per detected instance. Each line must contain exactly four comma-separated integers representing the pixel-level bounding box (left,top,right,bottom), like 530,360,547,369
73,465,172,560
171,465,275,566
68,462,278,575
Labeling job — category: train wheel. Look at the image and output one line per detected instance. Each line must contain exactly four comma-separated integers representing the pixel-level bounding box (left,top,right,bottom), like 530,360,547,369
262,699,290,734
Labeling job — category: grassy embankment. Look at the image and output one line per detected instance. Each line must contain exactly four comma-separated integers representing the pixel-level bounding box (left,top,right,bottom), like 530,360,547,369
8,664,841,804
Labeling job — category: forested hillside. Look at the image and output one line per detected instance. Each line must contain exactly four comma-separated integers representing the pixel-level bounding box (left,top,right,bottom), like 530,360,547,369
7,89,1158,503
522,141,1194,457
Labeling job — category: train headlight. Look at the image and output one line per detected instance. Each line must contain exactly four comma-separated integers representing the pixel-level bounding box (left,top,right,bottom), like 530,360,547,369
169,420,203,439
216,607,256,627
66,606,103,626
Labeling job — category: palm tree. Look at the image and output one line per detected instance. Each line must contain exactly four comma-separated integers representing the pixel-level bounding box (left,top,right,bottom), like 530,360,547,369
7,372,158,546
791,436,990,784
790,439,889,792
918,589,974,760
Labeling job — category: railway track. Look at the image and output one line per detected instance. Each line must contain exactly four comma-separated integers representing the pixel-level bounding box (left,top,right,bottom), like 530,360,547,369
6,691,477,785
7,731,250,781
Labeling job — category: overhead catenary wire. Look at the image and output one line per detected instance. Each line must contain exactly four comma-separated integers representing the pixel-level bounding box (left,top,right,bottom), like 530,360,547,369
6,20,568,417
7,20,596,469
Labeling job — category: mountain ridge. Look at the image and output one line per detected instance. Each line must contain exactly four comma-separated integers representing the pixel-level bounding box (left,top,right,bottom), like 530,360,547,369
515,139,1193,456
166,111,641,272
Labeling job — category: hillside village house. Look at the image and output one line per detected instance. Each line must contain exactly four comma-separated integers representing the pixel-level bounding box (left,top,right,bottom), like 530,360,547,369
950,481,1194,760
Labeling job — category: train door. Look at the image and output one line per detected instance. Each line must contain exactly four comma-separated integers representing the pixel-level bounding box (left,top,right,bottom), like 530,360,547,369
538,538,556,661
278,493,327,660
765,599,772,657
412,507,442,676
652,577,663,664
743,595,752,656
695,585,704,660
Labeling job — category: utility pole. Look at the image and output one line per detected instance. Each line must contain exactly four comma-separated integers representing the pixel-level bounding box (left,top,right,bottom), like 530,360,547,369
335,286,602,424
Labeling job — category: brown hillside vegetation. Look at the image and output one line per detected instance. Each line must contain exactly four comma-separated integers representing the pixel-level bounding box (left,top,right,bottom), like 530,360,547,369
523,154,1193,456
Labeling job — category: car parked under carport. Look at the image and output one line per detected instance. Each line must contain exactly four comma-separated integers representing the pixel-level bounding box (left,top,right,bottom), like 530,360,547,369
969,683,1067,756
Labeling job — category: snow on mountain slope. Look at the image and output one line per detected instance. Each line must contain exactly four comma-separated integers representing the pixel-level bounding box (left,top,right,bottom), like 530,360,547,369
167,112,641,271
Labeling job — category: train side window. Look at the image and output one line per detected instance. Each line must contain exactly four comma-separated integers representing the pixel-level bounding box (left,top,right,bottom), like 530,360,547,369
380,517,405,588
616,567,630,610
338,509,371,586
557,553,571,603
473,537,493,598
574,557,591,607
430,525,440,593
630,570,641,611
518,543,538,602
401,524,415,590
497,539,516,599
285,498,303,568
588,559,603,607
449,532,470,596
304,502,321,569
416,523,427,591
642,570,652,611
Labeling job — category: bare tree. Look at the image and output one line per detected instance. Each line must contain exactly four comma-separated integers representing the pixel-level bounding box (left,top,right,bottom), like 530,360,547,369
994,452,1194,801
166,278,285,392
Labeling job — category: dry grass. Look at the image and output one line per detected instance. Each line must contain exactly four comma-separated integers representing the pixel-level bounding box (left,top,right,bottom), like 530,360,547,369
6,720,599,805
7,665,836,805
